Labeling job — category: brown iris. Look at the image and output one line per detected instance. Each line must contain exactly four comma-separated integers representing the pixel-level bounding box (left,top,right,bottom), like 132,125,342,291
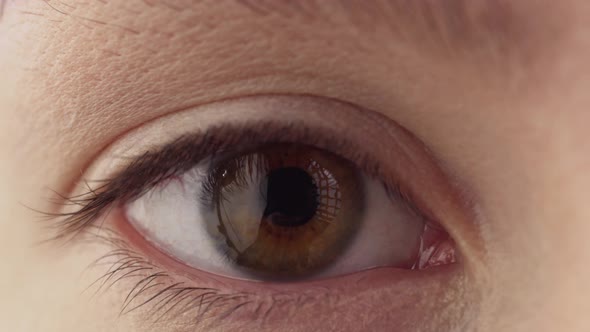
207,144,365,279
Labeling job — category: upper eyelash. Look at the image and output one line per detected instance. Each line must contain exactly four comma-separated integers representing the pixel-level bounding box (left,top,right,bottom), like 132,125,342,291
43,120,425,242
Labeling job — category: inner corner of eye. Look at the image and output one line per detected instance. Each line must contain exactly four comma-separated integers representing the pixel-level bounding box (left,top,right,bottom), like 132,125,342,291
122,142,456,282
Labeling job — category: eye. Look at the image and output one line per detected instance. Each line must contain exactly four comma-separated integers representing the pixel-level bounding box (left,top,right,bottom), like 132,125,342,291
124,142,455,281
126,143,448,280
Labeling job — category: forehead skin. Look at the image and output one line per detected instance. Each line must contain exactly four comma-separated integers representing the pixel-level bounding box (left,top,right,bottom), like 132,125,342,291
0,0,584,189
1,0,590,331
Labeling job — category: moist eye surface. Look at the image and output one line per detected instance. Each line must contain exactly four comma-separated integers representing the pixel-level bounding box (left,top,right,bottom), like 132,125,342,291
124,135,453,282
203,144,364,279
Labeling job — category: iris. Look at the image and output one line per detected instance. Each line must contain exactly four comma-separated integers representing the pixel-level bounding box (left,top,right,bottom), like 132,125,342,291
208,144,365,279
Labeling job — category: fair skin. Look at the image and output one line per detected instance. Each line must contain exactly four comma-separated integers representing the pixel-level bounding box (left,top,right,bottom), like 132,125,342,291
1,0,590,331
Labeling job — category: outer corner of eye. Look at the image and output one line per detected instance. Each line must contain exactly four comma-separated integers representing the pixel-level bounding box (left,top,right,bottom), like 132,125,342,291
119,141,458,285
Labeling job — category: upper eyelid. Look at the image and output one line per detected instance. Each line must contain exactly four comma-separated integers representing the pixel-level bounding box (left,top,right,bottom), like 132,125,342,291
38,95,373,211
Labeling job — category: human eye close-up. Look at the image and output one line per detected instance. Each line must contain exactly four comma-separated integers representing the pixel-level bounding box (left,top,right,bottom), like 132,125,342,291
55,96,465,330
1,1,590,332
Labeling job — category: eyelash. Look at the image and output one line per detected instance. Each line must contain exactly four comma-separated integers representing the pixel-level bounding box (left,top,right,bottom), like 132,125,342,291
75,229,291,332
40,120,438,326
85,230,258,327
47,120,428,242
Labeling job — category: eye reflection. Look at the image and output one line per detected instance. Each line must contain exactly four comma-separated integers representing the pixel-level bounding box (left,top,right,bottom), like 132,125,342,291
207,144,364,278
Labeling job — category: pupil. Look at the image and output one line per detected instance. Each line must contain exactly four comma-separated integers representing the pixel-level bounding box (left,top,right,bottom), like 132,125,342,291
263,167,319,227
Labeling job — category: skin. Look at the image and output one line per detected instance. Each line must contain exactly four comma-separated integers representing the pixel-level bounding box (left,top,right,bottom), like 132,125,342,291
0,0,590,331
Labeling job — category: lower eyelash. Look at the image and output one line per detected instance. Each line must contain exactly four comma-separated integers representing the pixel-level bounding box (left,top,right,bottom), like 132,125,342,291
78,227,251,328
80,225,329,330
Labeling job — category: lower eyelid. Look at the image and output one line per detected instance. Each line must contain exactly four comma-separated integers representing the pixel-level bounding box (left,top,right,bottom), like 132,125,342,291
91,206,468,330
